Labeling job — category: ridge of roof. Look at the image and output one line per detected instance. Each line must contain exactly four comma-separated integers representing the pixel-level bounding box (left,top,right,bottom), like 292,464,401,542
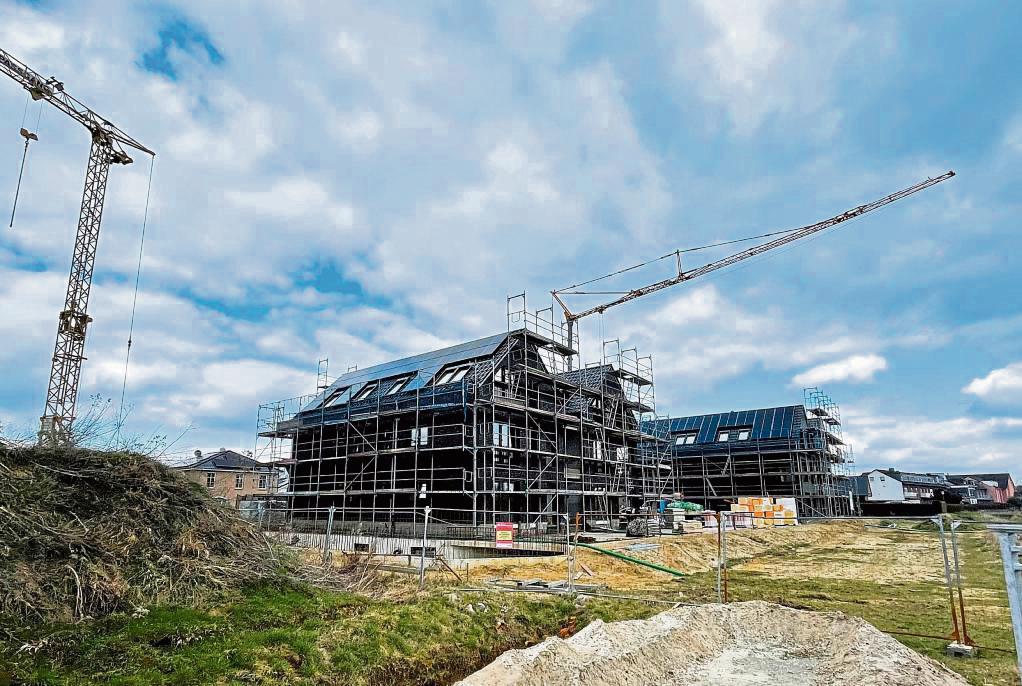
180,449,272,471
946,472,1012,489
648,405,805,424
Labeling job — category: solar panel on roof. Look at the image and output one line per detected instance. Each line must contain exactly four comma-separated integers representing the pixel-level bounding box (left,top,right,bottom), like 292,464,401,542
300,332,508,412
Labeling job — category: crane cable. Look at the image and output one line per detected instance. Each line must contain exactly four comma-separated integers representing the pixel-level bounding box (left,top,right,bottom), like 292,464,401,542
9,95,43,228
115,155,155,442
554,224,807,294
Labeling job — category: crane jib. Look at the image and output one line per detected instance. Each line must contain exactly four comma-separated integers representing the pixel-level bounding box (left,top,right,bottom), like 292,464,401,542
558,171,955,322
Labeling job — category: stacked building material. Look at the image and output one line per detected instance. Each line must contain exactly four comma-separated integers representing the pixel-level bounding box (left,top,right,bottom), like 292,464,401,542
729,497,799,527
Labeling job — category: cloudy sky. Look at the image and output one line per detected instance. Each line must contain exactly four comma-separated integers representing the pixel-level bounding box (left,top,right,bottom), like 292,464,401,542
0,1,1019,480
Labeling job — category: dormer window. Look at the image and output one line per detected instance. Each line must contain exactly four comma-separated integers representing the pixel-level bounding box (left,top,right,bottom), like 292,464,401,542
317,385,349,408
385,375,413,395
433,363,472,385
718,426,751,442
674,432,697,445
351,381,379,402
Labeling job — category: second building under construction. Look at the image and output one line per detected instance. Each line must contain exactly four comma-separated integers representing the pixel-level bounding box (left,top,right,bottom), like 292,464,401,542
645,389,853,517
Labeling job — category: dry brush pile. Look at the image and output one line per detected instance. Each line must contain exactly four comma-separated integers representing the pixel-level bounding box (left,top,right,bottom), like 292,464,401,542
0,444,291,624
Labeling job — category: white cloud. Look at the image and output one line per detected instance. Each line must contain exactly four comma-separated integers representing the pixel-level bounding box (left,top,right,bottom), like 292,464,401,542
331,109,383,148
660,0,884,136
792,354,888,387
963,362,1022,404
844,407,1022,476
225,177,355,229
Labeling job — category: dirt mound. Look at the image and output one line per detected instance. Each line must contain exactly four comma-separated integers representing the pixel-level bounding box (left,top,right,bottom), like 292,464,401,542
0,445,286,624
458,601,967,686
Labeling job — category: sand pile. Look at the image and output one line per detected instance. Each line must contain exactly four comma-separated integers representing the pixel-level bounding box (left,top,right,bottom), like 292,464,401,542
458,601,967,686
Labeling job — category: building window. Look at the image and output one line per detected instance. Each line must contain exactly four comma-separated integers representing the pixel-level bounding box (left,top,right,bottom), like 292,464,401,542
258,474,268,489
318,385,349,408
351,381,379,402
674,432,697,445
493,422,511,447
385,375,413,395
412,427,429,446
433,364,472,385
206,472,215,488
494,367,507,384
234,473,244,489
717,431,730,442
615,447,628,462
737,429,751,441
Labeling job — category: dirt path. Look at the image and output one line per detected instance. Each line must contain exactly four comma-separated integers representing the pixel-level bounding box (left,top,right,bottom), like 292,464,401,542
457,601,968,686
467,521,945,588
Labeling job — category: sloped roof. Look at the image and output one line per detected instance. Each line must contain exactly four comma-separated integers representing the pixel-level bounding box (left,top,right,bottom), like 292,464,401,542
178,449,273,472
646,405,807,444
875,469,949,487
303,332,509,411
947,473,1013,489
557,364,614,394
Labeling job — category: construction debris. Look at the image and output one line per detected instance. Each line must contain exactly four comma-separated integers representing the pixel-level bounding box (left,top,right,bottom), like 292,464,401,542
458,601,969,685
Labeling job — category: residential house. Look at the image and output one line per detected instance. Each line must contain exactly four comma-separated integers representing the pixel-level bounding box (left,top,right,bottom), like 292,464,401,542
946,473,1016,504
862,469,951,503
174,449,279,506
946,475,993,505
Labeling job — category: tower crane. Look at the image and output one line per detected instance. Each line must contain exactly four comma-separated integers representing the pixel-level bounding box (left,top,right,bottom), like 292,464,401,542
0,47,155,445
552,171,955,352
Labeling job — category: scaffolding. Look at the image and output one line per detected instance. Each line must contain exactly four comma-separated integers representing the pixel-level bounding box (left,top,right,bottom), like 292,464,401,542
256,295,674,533
658,395,853,518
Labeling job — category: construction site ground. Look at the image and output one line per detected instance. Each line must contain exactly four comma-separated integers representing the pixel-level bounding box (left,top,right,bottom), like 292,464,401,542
467,520,1017,686
4,518,1018,685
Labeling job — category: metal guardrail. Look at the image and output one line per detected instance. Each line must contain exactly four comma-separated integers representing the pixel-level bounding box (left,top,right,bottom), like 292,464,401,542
990,524,1022,684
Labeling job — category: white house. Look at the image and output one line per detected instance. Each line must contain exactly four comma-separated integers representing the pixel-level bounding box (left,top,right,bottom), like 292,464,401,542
864,470,905,501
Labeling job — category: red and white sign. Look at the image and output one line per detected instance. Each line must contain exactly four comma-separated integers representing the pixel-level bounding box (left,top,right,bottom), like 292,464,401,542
495,522,514,549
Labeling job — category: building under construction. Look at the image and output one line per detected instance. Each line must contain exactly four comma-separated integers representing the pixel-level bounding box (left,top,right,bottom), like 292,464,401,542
251,173,958,532
645,389,853,517
257,299,675,531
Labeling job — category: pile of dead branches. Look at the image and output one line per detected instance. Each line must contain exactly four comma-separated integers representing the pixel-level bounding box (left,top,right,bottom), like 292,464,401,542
0,444,290,624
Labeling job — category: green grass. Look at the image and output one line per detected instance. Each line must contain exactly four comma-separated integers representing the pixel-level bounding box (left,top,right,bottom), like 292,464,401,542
1,524,1017,686
0,581,656,686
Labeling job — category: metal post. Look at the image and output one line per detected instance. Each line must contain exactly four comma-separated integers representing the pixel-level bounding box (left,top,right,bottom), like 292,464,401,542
564,513,574,593
418,505,431,589
716,512,723,603
990,524,1022,684
322,505,336,564
721,511,729,603
949,520,973,646
933,516,962,643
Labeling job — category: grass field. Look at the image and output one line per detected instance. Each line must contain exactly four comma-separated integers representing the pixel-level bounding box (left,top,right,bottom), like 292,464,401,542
1,582,656,685
2,519,1018,685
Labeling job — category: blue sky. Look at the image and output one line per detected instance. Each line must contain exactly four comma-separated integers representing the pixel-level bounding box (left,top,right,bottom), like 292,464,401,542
0,1,1019,480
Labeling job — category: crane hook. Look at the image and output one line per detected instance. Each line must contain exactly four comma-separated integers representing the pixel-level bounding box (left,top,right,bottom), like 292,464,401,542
9,127,39,228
